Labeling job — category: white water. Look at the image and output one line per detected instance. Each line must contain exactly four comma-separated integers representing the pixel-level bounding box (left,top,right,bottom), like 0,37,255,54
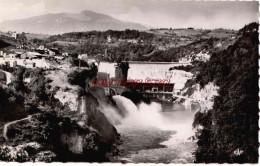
111,95,195,140
113,95,167,129
102,95,197,162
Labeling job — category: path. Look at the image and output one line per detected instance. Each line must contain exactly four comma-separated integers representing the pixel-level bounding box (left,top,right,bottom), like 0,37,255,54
3,115,32,140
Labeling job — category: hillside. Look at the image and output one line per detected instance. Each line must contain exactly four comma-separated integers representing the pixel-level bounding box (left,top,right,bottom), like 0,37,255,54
0,62,120,162
0,39,12,49
0,10,148,35
149,28,236,38
0,35,17,49
41,28,236,62
193,22,258,163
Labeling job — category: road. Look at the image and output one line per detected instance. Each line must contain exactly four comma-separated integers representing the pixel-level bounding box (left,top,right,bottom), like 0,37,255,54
3,115,32,140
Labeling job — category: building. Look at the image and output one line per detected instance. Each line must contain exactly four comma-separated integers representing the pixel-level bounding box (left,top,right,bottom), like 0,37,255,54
87,59,99,67
107,35,112,43
48,50,55,56
12,49,25,54
127,39,138,44
54,56,64,60
97,62,192,99
16,58,51,68
20,52,42,59
62,52,69,56
23,61,36,68
10,31,17,39
0,50,52,69
8,54,18,59
194,51,211,62
78,54,88,60
48,48,60,55
38,45,45,50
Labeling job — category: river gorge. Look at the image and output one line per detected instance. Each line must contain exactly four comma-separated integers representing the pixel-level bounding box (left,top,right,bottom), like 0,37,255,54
0,19,257,163
77,61,206,163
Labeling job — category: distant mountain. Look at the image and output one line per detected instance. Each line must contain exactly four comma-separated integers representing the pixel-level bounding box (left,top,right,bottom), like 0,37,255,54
0,10,148,35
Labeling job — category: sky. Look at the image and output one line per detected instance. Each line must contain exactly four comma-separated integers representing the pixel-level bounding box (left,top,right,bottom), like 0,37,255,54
0,0,258,29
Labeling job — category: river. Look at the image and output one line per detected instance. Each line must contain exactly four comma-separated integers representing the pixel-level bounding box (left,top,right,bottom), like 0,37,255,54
103,95,197,163
97,61,196,163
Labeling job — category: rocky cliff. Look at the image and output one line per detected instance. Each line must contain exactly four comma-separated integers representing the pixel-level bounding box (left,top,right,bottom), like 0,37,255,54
193,22,258,163
0,60,120,162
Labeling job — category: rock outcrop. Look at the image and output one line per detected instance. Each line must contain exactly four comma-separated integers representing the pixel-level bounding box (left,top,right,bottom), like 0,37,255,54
0,62,120,162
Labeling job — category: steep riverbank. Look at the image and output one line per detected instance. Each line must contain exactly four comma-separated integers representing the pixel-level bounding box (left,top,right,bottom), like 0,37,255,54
192,23,259,163
0,64,120,162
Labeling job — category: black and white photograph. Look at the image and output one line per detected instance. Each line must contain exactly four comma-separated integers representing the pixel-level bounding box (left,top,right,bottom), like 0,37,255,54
0,0,258,164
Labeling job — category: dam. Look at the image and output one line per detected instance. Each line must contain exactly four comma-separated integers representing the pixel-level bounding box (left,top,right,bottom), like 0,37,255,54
97,61,193,99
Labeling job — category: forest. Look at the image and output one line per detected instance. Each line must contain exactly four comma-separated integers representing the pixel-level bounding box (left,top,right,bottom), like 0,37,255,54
47,29,155,43
193,22,258,163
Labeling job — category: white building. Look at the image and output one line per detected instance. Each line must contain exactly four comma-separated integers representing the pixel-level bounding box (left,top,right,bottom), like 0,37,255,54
11,31,17,39
48,50,55,56
78,54,88,60
194,51,211,62
16,59,51,68
38,45,45,50
127,39,138,44
21,52,41,59
87,59,99,67
54,56,64,60
8,54,17,59
62,52,69,56
107,35,112,43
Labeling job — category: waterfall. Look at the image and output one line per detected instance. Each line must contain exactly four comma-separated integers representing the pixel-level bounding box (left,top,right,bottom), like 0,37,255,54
112,95,165,129
100,95,196,143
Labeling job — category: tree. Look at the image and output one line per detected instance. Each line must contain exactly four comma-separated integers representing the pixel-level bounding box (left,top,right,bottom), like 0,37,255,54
193,22,258,163
17,32,27,47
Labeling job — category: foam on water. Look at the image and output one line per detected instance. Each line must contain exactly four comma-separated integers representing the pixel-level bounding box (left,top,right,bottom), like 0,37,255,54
112,95,167,130
103,95,197,162
110,95,196,142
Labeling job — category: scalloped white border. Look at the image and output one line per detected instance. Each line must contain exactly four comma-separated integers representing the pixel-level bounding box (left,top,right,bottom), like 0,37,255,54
0,0,259,165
